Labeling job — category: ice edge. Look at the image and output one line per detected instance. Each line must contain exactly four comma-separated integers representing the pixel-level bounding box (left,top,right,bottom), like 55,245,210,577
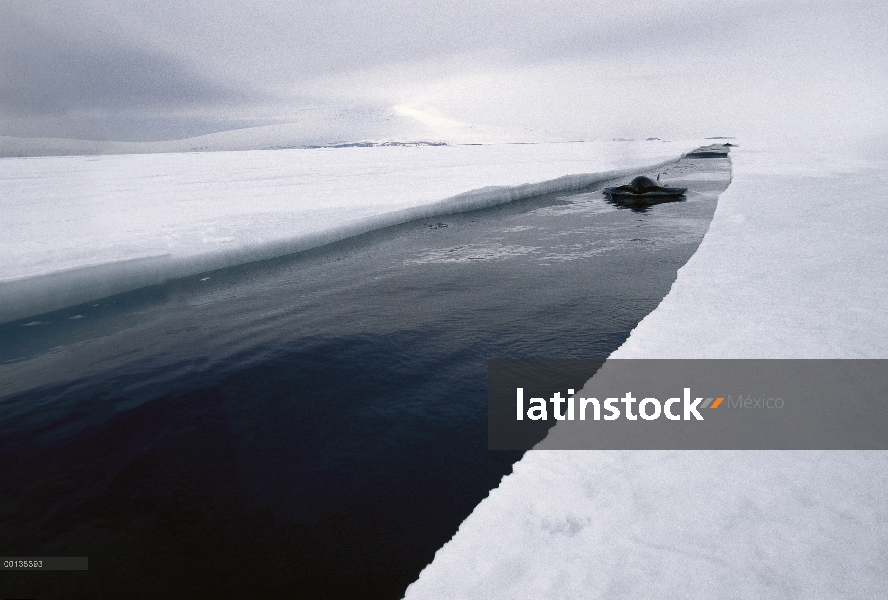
0,156,684,325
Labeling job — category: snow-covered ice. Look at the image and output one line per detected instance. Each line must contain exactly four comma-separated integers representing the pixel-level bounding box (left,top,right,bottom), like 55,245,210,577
0,141,696,324
406,451,887,599
404,143,888,599
609,144,888,359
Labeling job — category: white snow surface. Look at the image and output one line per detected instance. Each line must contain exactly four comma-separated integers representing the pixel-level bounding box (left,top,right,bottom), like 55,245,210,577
0,141,696,324
404,144,888,599
610,144,888,359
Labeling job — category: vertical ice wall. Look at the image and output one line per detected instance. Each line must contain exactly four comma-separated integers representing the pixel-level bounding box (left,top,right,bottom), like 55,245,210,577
404,143,888,599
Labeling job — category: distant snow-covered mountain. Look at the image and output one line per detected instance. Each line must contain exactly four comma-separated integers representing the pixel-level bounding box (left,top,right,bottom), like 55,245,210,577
0,105,565,157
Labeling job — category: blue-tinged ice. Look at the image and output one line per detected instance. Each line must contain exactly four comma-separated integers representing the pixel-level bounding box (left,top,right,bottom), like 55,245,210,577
0,141,697,324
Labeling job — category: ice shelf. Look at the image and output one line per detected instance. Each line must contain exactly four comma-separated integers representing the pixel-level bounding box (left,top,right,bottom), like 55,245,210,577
0,141,697,324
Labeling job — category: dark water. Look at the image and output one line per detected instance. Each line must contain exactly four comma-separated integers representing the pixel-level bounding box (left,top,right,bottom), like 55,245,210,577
0,156,731,599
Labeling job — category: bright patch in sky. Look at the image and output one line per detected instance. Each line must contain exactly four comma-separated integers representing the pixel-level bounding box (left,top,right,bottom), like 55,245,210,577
392,103,472,138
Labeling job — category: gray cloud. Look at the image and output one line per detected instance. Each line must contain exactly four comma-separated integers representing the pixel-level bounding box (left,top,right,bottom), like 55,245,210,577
0,5,261,140
2,0,886,143
1,13,254,114
2,1,784,100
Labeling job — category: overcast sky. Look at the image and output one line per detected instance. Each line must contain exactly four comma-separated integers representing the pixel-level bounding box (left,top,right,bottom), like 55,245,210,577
2,0,886,143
